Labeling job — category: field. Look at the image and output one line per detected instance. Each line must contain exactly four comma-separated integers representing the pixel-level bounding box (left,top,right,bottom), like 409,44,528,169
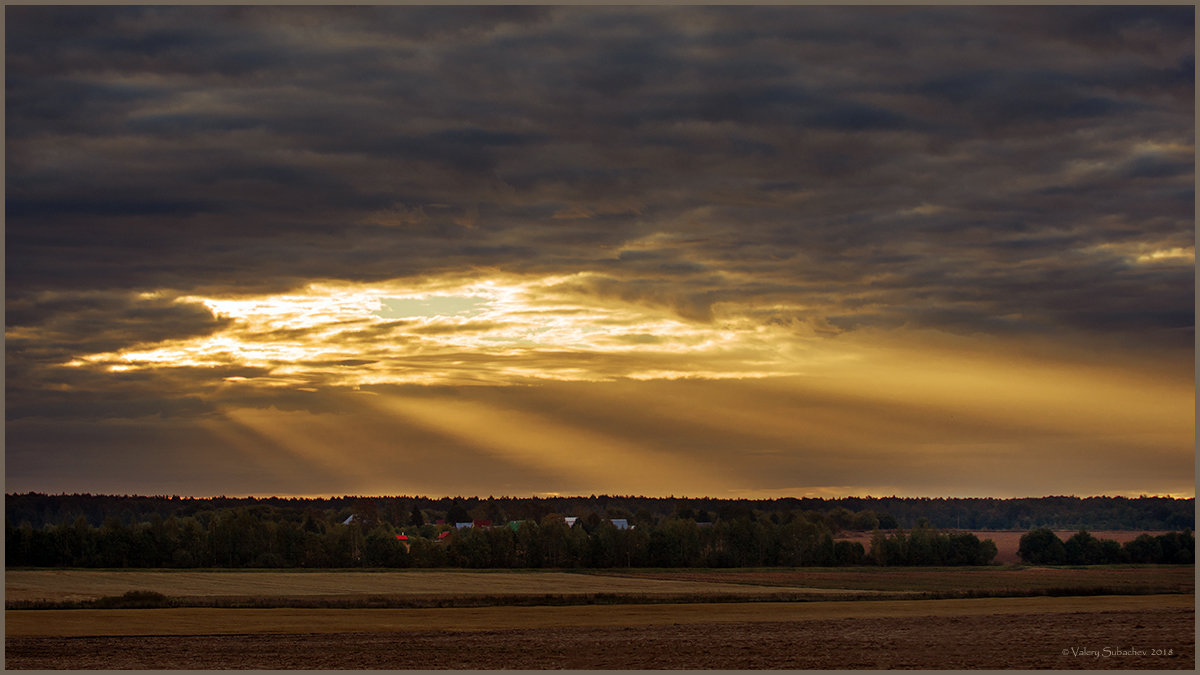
600,565,1195,594
7,566,1191,606
6,567,1194,669
6,568,856,604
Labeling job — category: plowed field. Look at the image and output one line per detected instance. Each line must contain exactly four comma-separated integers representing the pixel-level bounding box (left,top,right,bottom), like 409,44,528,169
7,603,1193,669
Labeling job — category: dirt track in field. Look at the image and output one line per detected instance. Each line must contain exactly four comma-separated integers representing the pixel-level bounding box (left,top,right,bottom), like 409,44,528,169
7,607,1193,669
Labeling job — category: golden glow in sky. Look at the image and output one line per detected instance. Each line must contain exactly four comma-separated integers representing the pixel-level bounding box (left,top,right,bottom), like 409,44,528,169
63,274,845,387
47,274,1194,499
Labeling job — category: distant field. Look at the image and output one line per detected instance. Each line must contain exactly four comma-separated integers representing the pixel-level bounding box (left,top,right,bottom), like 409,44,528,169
7,565,1191,612
4,569,854,605
604,565,1195,594
835,530,1170,564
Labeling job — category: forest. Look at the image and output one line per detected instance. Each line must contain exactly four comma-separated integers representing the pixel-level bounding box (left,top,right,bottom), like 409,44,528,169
5,493,1193,569
7,502,991,569
6,492,1194,531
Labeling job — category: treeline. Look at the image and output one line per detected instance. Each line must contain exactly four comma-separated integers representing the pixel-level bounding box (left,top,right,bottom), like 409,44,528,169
868,522,999,566
5,506,999,569
6,493,1194,532
1018,528,1195,565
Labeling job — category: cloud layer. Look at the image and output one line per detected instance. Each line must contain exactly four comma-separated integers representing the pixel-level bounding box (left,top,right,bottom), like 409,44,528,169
5,6,1194,497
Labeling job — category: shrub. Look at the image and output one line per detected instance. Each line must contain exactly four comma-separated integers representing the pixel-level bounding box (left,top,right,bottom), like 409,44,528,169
92,590,171,609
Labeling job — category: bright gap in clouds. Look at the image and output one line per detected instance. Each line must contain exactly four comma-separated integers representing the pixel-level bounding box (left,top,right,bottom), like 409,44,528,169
376,295,489,319
63,274,814,387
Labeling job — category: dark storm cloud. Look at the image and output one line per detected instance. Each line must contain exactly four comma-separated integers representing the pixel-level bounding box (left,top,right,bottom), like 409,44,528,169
6,292,229,360
6,6,1193,415
4,291,242,423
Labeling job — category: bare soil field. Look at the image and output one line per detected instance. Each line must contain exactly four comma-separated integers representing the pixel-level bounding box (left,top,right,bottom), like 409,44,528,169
835,530,1170,565
6,601,1193,669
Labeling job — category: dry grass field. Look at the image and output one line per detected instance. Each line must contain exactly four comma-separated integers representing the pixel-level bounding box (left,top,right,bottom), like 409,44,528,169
10,565,1191,609
603,565,1195,594
4,569,874,606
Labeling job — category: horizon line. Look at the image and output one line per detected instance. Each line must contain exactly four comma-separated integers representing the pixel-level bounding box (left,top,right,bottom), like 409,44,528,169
5,491,1195,501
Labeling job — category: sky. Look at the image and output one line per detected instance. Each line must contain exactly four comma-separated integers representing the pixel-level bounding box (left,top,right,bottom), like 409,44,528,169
5,5,1195,500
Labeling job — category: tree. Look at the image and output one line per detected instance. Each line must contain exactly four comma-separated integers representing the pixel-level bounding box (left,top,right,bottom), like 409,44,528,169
536,514,571,567
1018,527,1066,564
484,526,519,567
447,527,492,568
946,533,997,565
301,511,324,534
446,502,471,525
409,504,426,527
869,529,905,566
514,520,541,567
833,540,865,565
98,516,134,567
869,528,889,566
363,530,411,568
1155,530,1194,564
977,537,999,566
650,518,701,567
1123,533,1162,563
587,521,619,567
825,507,854,533
1064,530,1104,565
583,512,603,531
850,510,879,531
564,520,591,567
1098,538,1127,564
906,520,938,565
351,499,380,529
482,499,507,525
